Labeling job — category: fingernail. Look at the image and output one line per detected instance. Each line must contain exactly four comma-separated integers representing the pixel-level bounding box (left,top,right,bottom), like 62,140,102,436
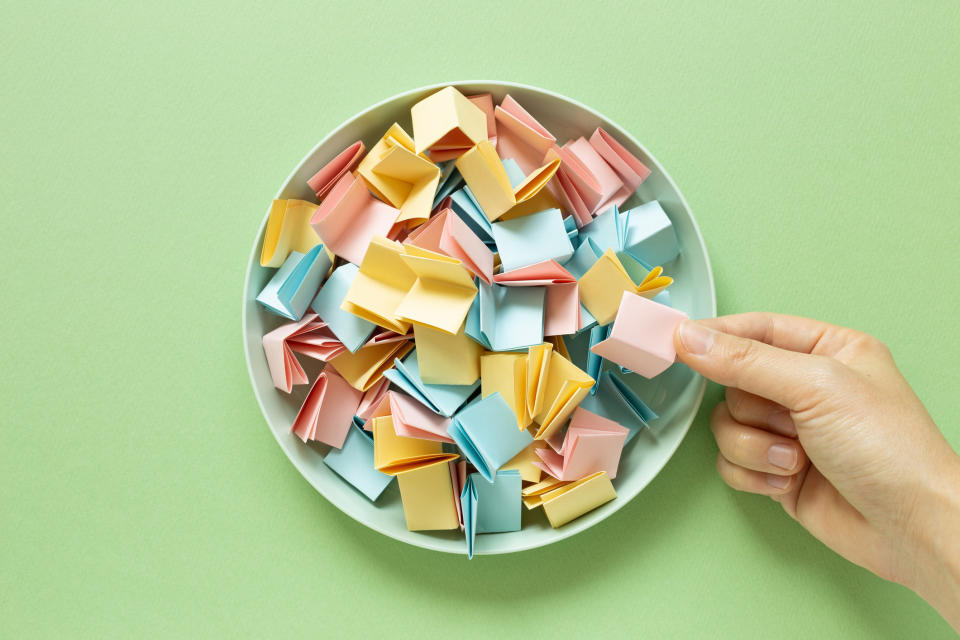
767,474,791,489
767,444,797,470
677,321,715,355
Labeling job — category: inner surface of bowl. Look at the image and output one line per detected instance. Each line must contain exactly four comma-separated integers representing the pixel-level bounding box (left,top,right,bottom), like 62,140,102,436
242,81,715,555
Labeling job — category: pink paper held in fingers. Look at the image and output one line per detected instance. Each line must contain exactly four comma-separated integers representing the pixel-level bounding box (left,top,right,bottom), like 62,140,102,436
493,260,580,335
389,391,454,443
404,209,494,284
534,407,629,480
590,291,689,378
589,127,651,191
310,173,399,264
290,368,363,447
307,141,365,200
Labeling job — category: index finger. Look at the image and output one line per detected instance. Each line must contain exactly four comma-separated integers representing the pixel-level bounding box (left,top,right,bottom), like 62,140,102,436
698,312,833,355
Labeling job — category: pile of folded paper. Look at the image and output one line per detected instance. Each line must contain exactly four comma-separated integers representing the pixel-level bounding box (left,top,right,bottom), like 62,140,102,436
257,86,689,557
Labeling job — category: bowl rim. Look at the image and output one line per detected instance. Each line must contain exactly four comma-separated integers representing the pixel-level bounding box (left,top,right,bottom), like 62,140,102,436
242,79,717,554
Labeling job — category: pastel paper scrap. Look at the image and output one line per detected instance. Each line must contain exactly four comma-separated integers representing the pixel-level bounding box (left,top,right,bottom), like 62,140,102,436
540,471,616,528
461,476,478,558
622,201,681,267
465,281,545,352
432,161,464,208
521,476,569,509
328,338,413,392
383,349,479,417
591,291,688,378
589,127,651,192
580,370,658,442
341,236,416,334
323,424,394,501
461,469,522,559
531,350,594,441
491,208,574,272
494,94,557,175
497,158,564,221
447,393,534,483
389,390,454,443
479,351,529,428
562,240,601,280
262,313,328,392
411,86,488,156
493,260,579,336
256,244,332,320
564,137,628,215
404,208,494,285
394,246,478,334
580,205,653,283
282,320,348,363
372,415,457,475
534,407,628,481
586,324,610,394
260,199,322,268
290,368,362,447
565,214,580,245
310,262,377,352
413,323,481,385
310,173,399,265
396,462,459,531
449,187,495,245
450,460,468,530
307,140,365,200
502,441,548,483
546,144,601,227
578,249,637,326
356,377,390,420
469,94,497,144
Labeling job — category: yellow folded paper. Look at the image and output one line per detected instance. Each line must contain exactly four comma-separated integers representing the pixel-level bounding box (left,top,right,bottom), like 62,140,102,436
531,350,593,440
372,416,458,475
579,250,674,324
396,461,460,531
356,123,440,227
546,335,569,360
480,352,528,427
414,323,482,385
394,246,478,335
341,236,416,334
502,440,548,483
524,343,553,421
411,86,488,156
260,199,322,267
540,471,617,528
328,340,413,392
635,265,673,299
455,140,560,221
521,476,569,509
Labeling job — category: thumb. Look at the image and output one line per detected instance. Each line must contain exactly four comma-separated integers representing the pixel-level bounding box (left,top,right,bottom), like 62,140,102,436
674,320,835,411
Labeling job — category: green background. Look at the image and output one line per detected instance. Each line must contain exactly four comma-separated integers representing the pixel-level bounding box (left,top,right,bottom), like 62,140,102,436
2,1,958,637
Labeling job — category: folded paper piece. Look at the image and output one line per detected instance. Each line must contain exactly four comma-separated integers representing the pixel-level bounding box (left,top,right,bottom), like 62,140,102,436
554,137,629,220
262,313,341,392
622,201,681,266
447,393,534,482
469,94,497,144
413,323,481,385
450,460,467,529
260,199,322,267
449,187,495,246
372,415,458,475
535,407,628,480
290,368,362,447
590,291,688,378
589,127,651,192
580,370,658,441
461,469,522,559
495,94,557,175
465,281,545,352
324,424,394,501
498,158,565,221
502,441,548,483
530,348,594,440
539,471,617,527
393,246,478,334
328,337,413,392
480,351,530,428
455,140,560,222
404,208,494,285
307,141,365,200
562,240,602,280
341,236,416,334
494,260,579,336
397,462,460,531
521,478,569,510
384,350,479,417
356,377,390,420
432,162,464,208
411,86,488,157
310,174,399,265
389,391,454,443
586,324,610,393
356,123,441,227
310,263,377,353
256,244,332,320
578,249,673,325
578,205,654,282
491,208,574,272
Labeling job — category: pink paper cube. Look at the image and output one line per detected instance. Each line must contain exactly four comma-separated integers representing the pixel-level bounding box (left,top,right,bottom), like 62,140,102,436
590,291,689,378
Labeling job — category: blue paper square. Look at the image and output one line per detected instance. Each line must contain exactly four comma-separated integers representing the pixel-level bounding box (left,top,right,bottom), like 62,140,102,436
324,425,394,501
492,208,574,272
465,281,545,352
310,262,377,352
447,393,533,482
256,244,332,320
383,350,479,417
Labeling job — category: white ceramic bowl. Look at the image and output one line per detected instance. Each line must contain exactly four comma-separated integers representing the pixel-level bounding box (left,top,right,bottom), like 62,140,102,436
242,81,715,555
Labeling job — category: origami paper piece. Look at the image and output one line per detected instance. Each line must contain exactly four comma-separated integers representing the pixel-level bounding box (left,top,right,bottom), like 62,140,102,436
256,244,332,321
341,236,416,334
521,476,568,509
553,137,628,222
392,246,477,334
262,313,340,392
455,140,560,222
578,205,655,282
404,208,494,285
480,351,530,428
450,460,468,529
414,323,481,385
290,368,362,447
260,199,322,267
431,162,464,208
502,441,549,483
356,123,441,227
309,173,399,265
580,370,658,442
328,337,413,392
539,471,616,527
498,157,564,221
565,214,580,245
447,393,534,483
494,94,557,175
494,260,579,336
585,324,610,393
372,415,458,475
590,291,688,378
356,377,390,420
469,94,497,145
388,391,454,443
461,469,522,559
396,461,460,531
491,208,574,272
411,86,488,157
449,187,495,246
530,348,594,440
324,424,394,501
589,127,650,193
465,281,545,352
307,140,365,200
578,249,672,326
384,350,479,417
534,407,629,481
562,239,602,280
622,201,681,266
310,262,377,353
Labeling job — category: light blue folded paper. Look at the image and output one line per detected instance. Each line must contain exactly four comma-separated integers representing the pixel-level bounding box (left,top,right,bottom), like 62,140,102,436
564,214,580,247
501,158,526,188
383,350,479,417
562,240,602,280
449,187,495,246
324,425,394,501
580,205,653,282
432,161,464,208
491,208,574,272
461,469,522,559
309,262,376,352
256,244,331,320
465,281,545,352
622,201,680,267
579,370,658,443
447,393,533,483
586,324,611,393
652,289,671,307
577,303,598,334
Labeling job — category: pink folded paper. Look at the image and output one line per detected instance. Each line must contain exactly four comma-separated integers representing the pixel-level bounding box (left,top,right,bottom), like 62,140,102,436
290,368,362,447
310,173,399,264
428,94,497,162
306,141,365,200
590,291,689,378
534,406,629,481
389,391,454,443
493,260,580,336
561,137,628,212
589,127,650,192
494,94,557,175
356,377,390,420
404,208,494,284
262,313,347,392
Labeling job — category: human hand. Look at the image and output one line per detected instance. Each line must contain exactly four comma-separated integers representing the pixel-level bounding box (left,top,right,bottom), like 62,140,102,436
673,313,960,630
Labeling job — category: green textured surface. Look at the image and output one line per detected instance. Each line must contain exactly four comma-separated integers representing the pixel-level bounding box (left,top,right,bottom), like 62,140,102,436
2,1,958,637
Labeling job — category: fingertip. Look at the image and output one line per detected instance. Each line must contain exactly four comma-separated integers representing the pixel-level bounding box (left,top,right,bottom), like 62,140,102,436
675,320,716,358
